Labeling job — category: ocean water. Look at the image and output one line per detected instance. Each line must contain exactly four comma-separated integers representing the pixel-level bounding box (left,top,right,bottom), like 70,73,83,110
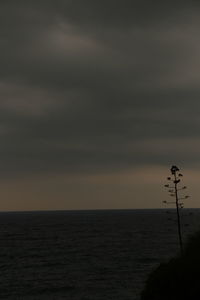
0,209,200,300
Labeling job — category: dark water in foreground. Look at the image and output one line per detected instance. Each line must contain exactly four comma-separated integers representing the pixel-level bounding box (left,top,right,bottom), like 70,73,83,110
0,209,200,300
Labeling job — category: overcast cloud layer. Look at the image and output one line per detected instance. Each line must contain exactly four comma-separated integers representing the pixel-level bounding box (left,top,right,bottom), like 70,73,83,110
0,1,200,209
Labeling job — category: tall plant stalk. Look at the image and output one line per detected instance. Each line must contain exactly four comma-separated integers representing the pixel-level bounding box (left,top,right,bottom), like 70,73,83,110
164,166,189,255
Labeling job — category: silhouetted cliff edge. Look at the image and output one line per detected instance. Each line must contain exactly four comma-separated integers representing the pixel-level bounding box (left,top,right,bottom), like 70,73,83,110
141,231,200,299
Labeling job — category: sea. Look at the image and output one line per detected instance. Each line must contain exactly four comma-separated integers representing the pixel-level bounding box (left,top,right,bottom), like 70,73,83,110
0,209,200,300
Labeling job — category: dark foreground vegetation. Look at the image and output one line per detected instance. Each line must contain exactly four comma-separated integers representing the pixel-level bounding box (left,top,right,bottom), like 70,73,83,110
141,231,200,299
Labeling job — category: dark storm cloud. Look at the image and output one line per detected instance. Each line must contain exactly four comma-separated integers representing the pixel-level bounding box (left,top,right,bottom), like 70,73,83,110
0,0,200,176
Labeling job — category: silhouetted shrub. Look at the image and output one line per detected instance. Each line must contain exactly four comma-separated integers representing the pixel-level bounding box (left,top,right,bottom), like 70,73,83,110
141,231,200,299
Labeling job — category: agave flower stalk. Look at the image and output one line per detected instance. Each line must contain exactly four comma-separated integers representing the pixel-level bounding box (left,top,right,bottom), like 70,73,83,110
164,166,189,255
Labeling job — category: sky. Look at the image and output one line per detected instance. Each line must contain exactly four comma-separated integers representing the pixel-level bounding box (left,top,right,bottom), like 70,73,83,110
0,1,200,210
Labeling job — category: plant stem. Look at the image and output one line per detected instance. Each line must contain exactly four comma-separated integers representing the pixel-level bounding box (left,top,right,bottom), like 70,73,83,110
174,171,183,255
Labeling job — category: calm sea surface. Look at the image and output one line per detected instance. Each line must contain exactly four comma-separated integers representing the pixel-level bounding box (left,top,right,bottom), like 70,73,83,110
0,209,200,299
